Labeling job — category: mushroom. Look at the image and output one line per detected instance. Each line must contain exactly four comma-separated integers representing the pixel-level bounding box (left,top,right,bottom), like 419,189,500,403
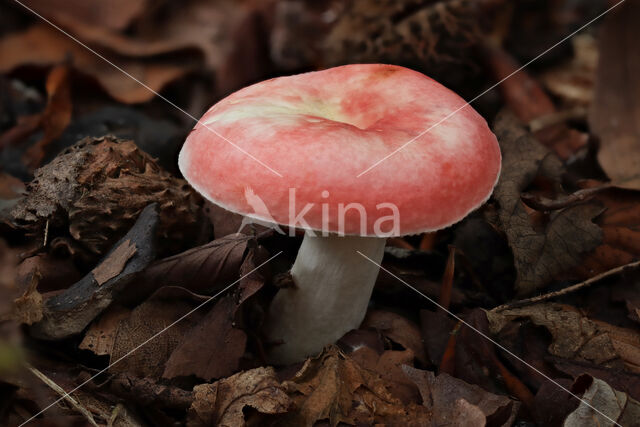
178,64,501,364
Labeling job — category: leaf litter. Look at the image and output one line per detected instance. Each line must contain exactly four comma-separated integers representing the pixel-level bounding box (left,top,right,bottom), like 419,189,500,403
1,1,640,426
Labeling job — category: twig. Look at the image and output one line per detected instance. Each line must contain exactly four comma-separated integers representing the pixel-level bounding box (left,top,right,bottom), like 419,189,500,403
491,260,640,312
26,365,99,426
521,184,612,211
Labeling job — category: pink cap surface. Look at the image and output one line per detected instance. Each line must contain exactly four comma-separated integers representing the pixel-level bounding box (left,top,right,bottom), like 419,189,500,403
179,64,501,236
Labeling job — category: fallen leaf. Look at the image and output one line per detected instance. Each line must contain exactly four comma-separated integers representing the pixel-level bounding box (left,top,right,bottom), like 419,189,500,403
137,234,249,297
162,295,246,381
564,374,640,427
162,245,269,381
349,347,421,404
92,239,137,286
575,183,640,278
402,366,519,427
79,305,130,356
187,366,290,427
0,25,189,104
487,303,640,372
22,0,148,32
493,111,603,295
109,373,193,411
588,1,640,190
110,286,208,378
534,378,580,427
9,268,42,325
362,309,427,364
280,345,430,426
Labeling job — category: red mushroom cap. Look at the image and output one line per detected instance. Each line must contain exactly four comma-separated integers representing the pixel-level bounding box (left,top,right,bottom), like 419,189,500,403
179,64,501,236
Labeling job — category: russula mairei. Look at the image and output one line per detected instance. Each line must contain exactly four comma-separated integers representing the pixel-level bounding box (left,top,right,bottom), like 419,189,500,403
179,64,501,364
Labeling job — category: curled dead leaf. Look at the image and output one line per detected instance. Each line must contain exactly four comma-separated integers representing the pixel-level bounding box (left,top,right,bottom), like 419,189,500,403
564,374,640,427
187,366,290,427
487,303,640,372
280,345,430,426
493,111,603,295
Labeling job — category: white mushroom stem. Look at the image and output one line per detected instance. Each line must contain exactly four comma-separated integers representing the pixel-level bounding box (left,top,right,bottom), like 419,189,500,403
264,233,386,364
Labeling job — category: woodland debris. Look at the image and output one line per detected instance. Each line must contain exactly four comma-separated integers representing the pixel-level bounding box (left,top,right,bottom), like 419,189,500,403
109,373,194,411
564,374,640,427
7,136,204,261
280,345,430,426
492,111,603,295
487,303,640,372
162,245,269,381
403,366,519,426
187,367,290,427
29,203,158,340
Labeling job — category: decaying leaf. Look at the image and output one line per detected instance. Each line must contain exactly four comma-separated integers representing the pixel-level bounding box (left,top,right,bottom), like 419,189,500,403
137,234,250,297
110,287,208,378
403,366,519,427
162,245,269,381
187,367,290,427
493,111,603,295
281,345,430,426
0,25,190,104
349,347,421,404
162,295,246,382
564,374,640,427
79,305,130,356
589,1,640,190
8,135,204,261
362,309,427,364
487,303,640,372
572,184,640,278
22,0,148,32
9,273,42,325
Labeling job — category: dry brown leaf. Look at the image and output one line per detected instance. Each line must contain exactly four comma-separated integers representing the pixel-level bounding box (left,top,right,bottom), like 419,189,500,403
281,345,430,426
362,309,427,364
402,366,519,427
138,234,249,296
162,295,246,381
79,305,130,356
0,25,189,104
564,374,640,427
187,367,290,427
487,303,640,372
10,273,43,325
109,287,207,378
589,1,640,190
92,239,137,286
575,184,640,277
349,347,421,404
23,0,147,31
493,112,603,295
162,245,268,380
